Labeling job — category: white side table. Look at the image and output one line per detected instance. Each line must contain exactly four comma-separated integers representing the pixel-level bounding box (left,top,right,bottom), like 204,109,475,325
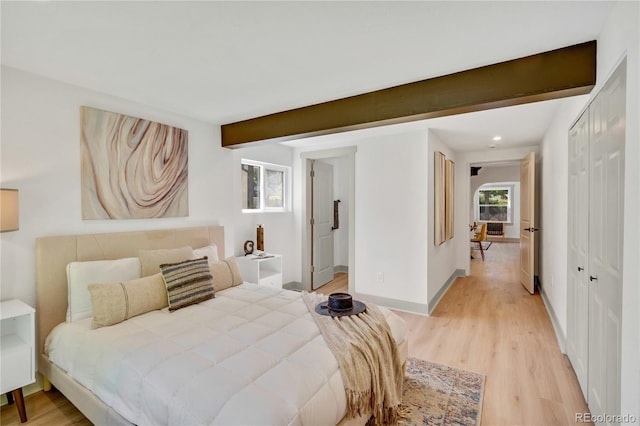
236,253,283,289
1,299,35,423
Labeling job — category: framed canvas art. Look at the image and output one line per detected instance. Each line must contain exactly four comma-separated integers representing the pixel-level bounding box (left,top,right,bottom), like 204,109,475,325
445,158,455,240
434,151,446,246
80,106,189,219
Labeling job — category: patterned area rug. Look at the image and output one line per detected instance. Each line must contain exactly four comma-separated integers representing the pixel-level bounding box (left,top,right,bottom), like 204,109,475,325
400,357,485,426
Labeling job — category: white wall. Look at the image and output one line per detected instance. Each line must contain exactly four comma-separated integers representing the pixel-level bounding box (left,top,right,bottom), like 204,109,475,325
596,1,640,421
0,67,297,308
353,131,429,305
292,129,460,313
232,143,296,282
426,130,458,306
469,165,521,239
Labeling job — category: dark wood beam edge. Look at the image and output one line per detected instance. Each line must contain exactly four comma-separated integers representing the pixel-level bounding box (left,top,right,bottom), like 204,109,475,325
221,40,596,148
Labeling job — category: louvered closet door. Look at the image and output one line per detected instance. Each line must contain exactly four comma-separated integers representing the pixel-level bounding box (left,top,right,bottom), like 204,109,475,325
587,60,625,423
567,109,590,399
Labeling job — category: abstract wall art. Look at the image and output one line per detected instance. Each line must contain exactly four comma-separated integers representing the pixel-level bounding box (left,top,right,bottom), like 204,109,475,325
434,151,455,245
434,151,446,246
445,158,455,240
80,106,189,219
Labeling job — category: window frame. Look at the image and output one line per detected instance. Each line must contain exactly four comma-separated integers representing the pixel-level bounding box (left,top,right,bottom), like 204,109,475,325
241,159,290,213
475,185,512,224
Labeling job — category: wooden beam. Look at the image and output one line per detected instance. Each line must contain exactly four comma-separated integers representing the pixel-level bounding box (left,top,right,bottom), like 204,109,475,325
221,41,596,148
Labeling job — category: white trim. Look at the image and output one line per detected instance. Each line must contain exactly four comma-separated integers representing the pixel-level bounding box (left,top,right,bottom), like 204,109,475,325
428,269,466,314
541,285,567,354
475,184,513,223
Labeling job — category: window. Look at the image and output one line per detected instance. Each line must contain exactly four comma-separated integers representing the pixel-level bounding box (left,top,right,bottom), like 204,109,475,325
476,186,511,223
241,160,289,212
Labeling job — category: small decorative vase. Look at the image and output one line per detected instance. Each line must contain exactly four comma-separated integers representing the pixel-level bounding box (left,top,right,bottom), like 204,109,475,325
256,225,264,251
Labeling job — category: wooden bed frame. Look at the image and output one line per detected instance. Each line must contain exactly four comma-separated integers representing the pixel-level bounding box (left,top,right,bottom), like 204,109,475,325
35,226,226,425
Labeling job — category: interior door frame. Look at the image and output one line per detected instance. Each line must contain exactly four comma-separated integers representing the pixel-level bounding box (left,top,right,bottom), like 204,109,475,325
464,157,531,275
300,146,357,292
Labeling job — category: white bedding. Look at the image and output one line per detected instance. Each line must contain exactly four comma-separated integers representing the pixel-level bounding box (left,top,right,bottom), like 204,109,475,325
46,283,406,426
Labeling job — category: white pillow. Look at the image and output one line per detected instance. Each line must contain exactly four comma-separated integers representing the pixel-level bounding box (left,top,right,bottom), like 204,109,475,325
66,257,141,322
192,244,219,262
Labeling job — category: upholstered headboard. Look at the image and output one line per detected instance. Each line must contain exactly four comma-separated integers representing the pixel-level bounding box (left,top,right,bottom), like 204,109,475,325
35,225,225,374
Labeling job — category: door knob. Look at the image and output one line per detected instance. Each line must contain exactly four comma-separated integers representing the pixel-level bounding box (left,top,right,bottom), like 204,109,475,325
590,275,598,282
577,267,584,271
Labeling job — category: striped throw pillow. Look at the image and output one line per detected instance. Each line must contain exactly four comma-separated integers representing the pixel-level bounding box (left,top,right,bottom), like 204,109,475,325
160,257,215,311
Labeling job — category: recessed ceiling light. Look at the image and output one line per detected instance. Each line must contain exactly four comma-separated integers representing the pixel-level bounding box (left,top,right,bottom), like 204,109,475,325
493,136,502,141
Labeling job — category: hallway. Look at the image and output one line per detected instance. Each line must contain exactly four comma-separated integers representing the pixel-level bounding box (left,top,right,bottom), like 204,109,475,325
395,241,590,425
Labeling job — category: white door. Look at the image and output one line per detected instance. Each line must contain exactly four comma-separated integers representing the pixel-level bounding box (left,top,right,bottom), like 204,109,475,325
587,61,625,423
519,152,536,294
567,109,590,398
311,160,335,288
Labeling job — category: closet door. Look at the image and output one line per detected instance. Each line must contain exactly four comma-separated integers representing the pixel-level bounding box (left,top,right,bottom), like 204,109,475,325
588,60,625,422
567,109,590,399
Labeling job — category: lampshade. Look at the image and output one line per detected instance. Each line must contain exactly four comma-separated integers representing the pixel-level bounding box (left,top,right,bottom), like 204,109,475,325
1,189,19,232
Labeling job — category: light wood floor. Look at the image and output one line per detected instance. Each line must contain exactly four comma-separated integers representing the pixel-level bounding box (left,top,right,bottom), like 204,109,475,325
317,245,589,425
2,243,588,425
398,242,589,425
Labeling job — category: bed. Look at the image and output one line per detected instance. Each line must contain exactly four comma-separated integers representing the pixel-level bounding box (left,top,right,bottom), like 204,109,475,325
35,226,408,425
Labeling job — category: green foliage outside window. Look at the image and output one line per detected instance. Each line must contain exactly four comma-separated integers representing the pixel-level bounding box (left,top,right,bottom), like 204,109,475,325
477,187,511,222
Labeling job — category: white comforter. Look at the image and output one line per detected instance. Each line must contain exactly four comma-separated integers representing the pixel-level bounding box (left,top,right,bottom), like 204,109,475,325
46,283,404,426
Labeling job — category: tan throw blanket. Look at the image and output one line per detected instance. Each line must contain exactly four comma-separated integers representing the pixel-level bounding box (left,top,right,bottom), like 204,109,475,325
302,292,404,425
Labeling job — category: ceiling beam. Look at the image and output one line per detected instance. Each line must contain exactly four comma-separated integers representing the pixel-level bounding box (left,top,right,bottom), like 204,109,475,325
221,40,596,148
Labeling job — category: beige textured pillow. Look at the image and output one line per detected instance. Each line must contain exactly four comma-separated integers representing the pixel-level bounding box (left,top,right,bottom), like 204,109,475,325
139,246,194,277
210,256,244,292
192,244,220,262
88,273,168,329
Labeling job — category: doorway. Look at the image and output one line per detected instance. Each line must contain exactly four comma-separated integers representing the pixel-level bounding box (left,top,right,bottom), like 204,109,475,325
300,147,356,292
468,161,522,261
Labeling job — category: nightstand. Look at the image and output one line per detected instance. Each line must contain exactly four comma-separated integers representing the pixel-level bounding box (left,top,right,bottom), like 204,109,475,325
1,299,35,423
236,253,283,288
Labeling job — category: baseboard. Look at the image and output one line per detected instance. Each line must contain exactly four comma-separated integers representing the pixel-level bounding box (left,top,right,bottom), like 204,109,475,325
353,292,429,316
283,281,305,292
428,269,466,314
487,237,519,243
354,269,464,316
539,284,567,353
334,265,348,274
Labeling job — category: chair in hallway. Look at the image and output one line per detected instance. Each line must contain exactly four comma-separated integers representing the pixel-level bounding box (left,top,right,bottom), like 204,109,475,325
486,222,505,240
470,223,488,261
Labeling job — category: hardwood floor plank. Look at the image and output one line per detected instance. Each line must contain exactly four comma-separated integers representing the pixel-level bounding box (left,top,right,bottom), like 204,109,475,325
395,242,590,425
1,387,91,426
314,272,348,295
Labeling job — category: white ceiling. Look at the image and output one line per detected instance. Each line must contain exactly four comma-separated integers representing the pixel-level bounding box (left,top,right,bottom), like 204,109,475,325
1,1,612,151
